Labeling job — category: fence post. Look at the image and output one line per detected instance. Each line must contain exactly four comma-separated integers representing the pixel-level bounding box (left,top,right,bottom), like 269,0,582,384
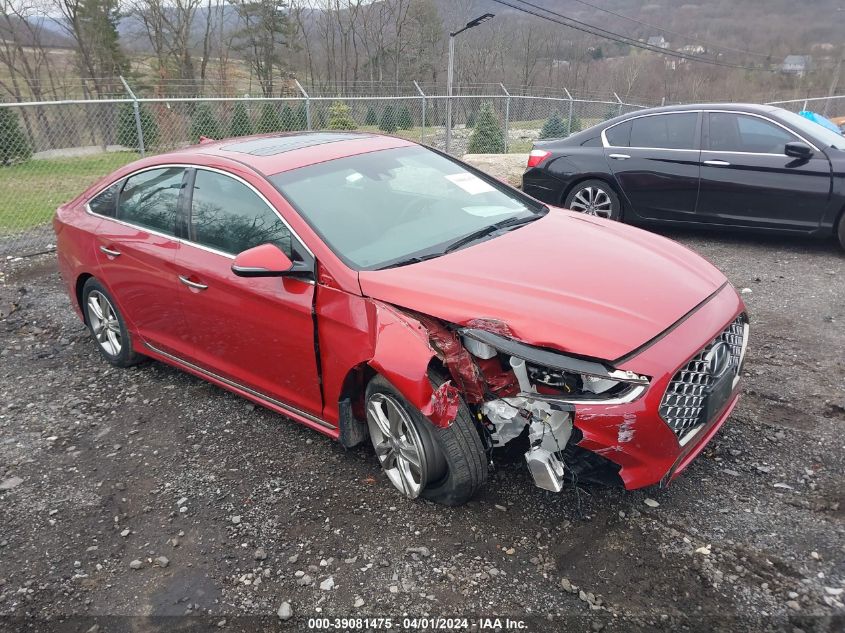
614,92,623,116
500,83,510,153
563,88,574,135
295,79,312,131
119,75,145,157
414,81,426,143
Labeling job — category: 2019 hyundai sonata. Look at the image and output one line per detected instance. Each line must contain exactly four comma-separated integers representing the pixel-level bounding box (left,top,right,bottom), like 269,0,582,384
54,132,748,505
523,103,845,249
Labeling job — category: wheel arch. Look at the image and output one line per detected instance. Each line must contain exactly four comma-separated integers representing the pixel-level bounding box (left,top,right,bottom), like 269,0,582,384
75,272,95,324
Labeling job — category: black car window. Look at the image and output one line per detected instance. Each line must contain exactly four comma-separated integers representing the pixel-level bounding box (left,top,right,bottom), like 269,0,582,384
604,120,631,147
629,113,698,150
88,181,121,217
118,168,184,235
709,112,798,154
189,169,292,257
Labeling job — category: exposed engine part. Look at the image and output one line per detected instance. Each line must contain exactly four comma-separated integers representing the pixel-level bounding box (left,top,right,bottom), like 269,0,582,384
481,392,573,492
461,335,497,360
525,447,566,493
509,356,533,393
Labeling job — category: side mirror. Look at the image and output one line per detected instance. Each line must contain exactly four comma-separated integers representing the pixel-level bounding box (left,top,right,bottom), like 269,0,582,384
231,243,310,278
784,141,813,159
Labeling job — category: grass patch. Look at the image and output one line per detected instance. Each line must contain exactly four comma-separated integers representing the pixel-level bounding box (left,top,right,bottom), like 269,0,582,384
0,152,137,232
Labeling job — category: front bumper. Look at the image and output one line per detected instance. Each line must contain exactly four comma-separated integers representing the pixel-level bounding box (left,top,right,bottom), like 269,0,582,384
572,283,746,490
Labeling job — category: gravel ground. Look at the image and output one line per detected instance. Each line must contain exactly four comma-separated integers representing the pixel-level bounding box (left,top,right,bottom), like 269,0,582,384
0,229,843,633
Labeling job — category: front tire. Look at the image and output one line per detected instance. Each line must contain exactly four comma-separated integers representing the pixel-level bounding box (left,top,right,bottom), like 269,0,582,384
564,179,622,221
365,375,487,506
82,278,143,368
837,212,845,250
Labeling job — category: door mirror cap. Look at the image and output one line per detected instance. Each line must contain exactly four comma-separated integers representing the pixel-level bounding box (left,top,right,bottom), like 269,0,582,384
232,243,305,277
784,141,813,159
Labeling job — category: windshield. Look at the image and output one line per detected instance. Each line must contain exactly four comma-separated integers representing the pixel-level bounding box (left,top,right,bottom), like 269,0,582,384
777,109,845,150
270,146,543,270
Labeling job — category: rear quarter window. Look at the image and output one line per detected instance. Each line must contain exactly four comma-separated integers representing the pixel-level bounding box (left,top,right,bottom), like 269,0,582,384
88,181,122,217
604,121,631,147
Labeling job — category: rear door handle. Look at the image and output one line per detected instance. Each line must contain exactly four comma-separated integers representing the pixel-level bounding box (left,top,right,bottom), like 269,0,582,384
608,153,630,160
178,275,208,291
99,246,121,257
703,159,731,167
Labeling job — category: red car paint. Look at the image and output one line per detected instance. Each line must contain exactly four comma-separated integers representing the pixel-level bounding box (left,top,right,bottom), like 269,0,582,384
54,133,746,491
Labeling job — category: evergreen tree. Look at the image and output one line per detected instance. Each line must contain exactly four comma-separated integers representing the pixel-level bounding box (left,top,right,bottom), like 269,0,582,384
379,104,397,133
116,102,159,151
256,102,283,133
313,105,327,129
189,103,222,143
465,108,477,128
364,105,378,126
0,106,31,165
538,112,569,139
467,102,506,153
293,102,308,130
280,104,296,131
397,105,413,129
570,113,582,133
229,102,253,137
77,0,129,89
327,102,356,130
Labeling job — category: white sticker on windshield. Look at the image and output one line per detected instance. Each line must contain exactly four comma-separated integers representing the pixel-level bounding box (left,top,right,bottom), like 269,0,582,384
445,172,495,195
462,206,514,217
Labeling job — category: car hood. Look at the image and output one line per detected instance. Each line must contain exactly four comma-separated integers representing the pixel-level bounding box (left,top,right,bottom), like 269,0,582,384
357,209,729,362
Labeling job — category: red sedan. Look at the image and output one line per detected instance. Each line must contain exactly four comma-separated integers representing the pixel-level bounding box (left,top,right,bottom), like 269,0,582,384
54,132,748,505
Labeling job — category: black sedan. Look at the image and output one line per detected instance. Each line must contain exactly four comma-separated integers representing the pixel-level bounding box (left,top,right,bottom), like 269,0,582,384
522,103,845,248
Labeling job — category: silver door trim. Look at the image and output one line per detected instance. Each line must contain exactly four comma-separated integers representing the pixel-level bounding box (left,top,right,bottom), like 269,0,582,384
143,341,335,430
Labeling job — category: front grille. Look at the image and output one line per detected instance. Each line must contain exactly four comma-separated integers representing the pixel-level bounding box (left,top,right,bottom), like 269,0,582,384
659,315,747,438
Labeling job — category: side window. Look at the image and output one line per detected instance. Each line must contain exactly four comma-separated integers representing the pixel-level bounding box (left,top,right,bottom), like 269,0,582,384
118,168,184,235
629,113,698,150
190,170,292,257
88,181,122,217
709,112,797,154
604,120,631,147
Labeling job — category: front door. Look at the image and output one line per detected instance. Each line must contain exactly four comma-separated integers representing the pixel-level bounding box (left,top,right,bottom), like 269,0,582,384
173,167,322,416
603,111,702,222
696,111,832,230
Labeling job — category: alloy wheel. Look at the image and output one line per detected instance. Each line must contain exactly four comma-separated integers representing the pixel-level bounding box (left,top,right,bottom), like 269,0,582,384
366,393,429,499
86,290,122,356
569,186,614,218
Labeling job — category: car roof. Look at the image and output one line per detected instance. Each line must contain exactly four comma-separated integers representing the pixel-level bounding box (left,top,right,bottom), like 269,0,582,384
620,102,781,117
160,131,416,175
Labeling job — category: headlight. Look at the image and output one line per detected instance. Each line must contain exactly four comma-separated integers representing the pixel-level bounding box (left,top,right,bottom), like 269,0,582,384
461,328,649,404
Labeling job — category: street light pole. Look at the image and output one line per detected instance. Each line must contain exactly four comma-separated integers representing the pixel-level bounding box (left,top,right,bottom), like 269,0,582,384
445,13,494,154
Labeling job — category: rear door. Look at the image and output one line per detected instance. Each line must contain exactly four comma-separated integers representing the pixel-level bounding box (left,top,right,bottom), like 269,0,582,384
173,167,323,416
603,111,702,222
696,111,832,230
93,166,188,355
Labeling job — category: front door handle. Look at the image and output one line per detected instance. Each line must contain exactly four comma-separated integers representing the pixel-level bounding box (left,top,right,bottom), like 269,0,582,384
99,246,121,257
703,159,731,167
178,275,208,291
608,153,630,160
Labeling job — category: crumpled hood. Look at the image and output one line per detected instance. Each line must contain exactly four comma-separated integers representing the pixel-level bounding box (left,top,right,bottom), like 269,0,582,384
357,209,729,362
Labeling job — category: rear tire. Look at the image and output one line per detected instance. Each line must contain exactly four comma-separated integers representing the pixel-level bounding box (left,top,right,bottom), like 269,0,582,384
365,374,487,506
82,278,144,368
564,179,622,221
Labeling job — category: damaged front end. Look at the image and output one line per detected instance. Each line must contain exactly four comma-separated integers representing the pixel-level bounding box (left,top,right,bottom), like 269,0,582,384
407,313,649,493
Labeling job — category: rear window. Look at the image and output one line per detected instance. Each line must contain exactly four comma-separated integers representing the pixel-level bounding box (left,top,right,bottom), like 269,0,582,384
604,121,631,147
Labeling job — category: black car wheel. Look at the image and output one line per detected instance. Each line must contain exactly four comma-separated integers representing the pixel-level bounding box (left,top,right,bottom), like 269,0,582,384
82,278,144,368
837,212,845,251
565,179,622,221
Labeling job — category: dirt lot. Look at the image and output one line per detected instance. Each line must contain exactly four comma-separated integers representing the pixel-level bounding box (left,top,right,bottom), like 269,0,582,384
0,229,843,633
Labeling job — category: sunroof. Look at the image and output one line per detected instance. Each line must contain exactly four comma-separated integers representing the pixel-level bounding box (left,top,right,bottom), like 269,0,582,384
220,132,372,156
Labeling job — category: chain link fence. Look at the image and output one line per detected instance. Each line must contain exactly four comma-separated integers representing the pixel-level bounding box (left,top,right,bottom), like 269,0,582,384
3,85,840,257
0,85,650,256
764,95,845,117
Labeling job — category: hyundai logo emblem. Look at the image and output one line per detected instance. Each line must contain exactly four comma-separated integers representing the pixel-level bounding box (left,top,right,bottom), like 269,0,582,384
704,342,732,378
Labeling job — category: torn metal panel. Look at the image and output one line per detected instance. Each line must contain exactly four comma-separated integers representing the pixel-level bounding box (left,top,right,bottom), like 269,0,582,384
426,381,461,428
